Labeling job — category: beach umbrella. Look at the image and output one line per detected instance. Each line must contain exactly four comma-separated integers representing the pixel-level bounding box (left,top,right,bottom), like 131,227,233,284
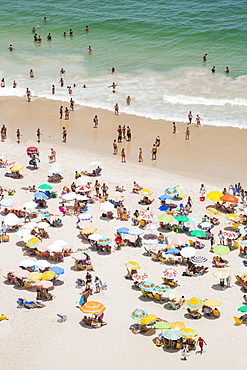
80,301,106,315
116,227,130,234
190,230,206,238
75,177,88,186
238,267,247,275
213,245,230,256
226,214,240,222
11,202,24,210
14,270,30,279
203,299,221,307
180,246,196,258
128,229,144,236
207,207,220,217
77,185,91,193
125,261,141,270
112,192,125,200
220,194,238,202
158,214,175,223
181,328,198,338
154,284,170,292
164,187,179,196
150,245,163,252
35,280,53,289
100,202,114,212
144,223,159,231
36,222,50,229
207,191,224,202
171,321,186,331
186,218,201,226
51,163,63,171
23,221,37,229
22,234,34,243
27,272,43,281
131,309,148,321
89,161,101,166
222,231,238,240
213,269,229,279
76,194,89,201
240,240,247,246
165,248,180,255
78,212,93,221
139,315,157,325
162,289,181,300
34,192,48,200
3,266,22,274
139,210,155,221
237,306,247,313
36,260,51,269
97,237,112,245
154,321,172,330
142,239,157,245
23,201,37,210
132,273,150,283
163,268,178,279
26,237,40,248
163,329,182,340
191,256,208,264
41,271,56,281
62,193,76,201
75,246,91,253
48,168,62,175
170,234,188,246
241,274,247,282
48,244,64,253
19,259,37,268
159,206,169,212
198,222,213,230
82,227,97,235
49,266,64,275
158,194,172,200
175,215,189,223
0,198,13,207
16,228,32,237
38,184,53,190
139,282,156,291
71,252,87,261
53,239,68,248
186,298,203,310
88,233,103,241
36,241,50,252
139,189,153,196
4,213,19,226
11,164,24,172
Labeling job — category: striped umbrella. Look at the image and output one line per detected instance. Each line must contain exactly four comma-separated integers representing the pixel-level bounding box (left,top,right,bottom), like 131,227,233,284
78,212,93,221
163,329,182,340
139,282,156,291
125,261,141,270
154,284,170,292
98,237,112,245
76,246,91,253
139,189,153,196
131,309,148,321
80,301,106,315
186,297,203,310
191,256,208,264
181,328,198,338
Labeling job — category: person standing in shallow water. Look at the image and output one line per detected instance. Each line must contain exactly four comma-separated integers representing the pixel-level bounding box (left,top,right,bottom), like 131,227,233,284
173,122,176,133
185,126,190,140
59,106,63,119
62,127,67,142
16,129,21,144
188,111,193,124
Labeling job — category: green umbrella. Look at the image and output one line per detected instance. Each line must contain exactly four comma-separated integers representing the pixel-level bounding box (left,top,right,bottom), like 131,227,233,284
240,240,247,246
186,218,200,226
38,184,53,190
190,230,206,238
237,306,247,313
213,245,230,256
158,214,175,223
154,321,172,330
175,215,189,222
163,329,182,340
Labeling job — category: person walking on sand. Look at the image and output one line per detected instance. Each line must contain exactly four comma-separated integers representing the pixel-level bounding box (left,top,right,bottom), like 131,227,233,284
185,126,190,140
113,139,118,155
62,127,67,143
121,148,126,163
59,106,63,119
65,107,70,120
138,148,143,162
16,129,21,144
188,111,193,124
196,114,202,126
122,125,126,140
93,115,98,128
173,122,176,134
197,337,207,355
114,103,119,115
1,125,7,140
151,144,157,160
126,126,131,141
117,125,122,143
36,128,42,143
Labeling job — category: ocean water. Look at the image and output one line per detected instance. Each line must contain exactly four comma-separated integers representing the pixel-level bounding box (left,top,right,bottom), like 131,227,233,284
0,0,247,128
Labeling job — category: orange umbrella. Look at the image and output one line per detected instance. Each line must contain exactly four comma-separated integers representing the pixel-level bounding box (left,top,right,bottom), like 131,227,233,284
220,194,238,202
80,301,106,315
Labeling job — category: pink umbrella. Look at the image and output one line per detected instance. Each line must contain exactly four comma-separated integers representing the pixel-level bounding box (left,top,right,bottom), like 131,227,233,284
14,270,30,279
11,202,24,210
77,221,92,229
71,252,87,261
4,266,22,274
163,268,178,279
35,280,53,289
150,245,163,252
36,241,50,252
170,234,188,246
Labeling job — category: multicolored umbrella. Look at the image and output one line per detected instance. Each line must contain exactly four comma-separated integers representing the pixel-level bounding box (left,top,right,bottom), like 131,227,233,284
132,273,150,283
139,314,157,325
26,237,40,248
212,269,229,279
49,266,64,275
139,189,153,196
163,329,182,340
139,282,156,291
139,210,155,221
222,231,238,240
131,309,148,321
206,207,220,217
226,214,240,222
164,187,179,196
80,301,106,315
181,328,198,338
97,237,112,245
213,245,230,256
163,268,178,279
76,246,91,253
125,261,141,270
191,256,208,264
154,284,170,292
186,297,203,310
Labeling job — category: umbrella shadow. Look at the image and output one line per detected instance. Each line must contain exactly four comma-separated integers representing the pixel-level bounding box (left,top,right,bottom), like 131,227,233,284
142,328,156,336
26,166,37,171
143,234,157,240
211,284,226,291
53,280,64,286
184,313,202,320
16,241,24,247
162,346,180,353
138,295,152,303
131,284,140,291
224,226,235,231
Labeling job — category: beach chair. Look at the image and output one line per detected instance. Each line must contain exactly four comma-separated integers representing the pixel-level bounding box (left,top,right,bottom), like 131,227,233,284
75,278,85,288
23,281,33,289
57,314,67,323
167,257,175,264
140,289,147,297
235,275,243,285
154,293,162,301
169,300,179,310
147,292,155,299
233,316,243,326
158,257,167,264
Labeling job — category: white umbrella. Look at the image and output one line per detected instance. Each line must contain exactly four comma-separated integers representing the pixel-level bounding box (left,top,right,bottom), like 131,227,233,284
0,198,13,207
53,239,68,248
142,239,157,245
36,260,51,269
4,213,19,226
22,234,33,243
144,223,159,231
88,233,103,241
75,177,88,186
89,161,101,166
62,193,76,201
162,289,181,300
51,163,63,171
128,229,144,236
180,246,196,258
36,222,50,229
19,259,37,268
100,202,114,212
23,201,37,210
16,228,32,237
78,212,93,221
76,195,88,201
48,244,64,253
23,222,37,229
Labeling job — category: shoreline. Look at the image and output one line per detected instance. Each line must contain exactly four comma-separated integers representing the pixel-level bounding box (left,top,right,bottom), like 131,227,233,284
1,96,247,184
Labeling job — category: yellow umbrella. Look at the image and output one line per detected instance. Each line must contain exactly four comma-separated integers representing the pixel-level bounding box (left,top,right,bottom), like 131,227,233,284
139,189,153,196
80,301,106,315
186,297,203,310
26,237,40,248
206,191,224,202
226,214,240,222
181,328,198,338
241,274,247,282
207,207,220,217
41,271,56,281
27,272,43,281
11,164,24,172
203,299,222,307
125,261,142,270
82,227,98,235
139,314,157,325
171,321,186,331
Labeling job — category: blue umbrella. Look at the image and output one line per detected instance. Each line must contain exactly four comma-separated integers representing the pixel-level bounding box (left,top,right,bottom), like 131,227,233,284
49,266,64,275
34,191,49,200
158,194,172,200
159,206,169,212
165,248,180,255
139,282,156,291
117,227,130,234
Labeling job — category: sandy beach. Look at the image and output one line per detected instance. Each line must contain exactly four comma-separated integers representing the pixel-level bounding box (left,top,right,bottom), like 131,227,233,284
0,97,247,370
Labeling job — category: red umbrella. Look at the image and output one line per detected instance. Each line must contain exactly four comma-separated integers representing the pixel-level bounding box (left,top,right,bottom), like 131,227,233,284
220,194,238,202
27,147,38,151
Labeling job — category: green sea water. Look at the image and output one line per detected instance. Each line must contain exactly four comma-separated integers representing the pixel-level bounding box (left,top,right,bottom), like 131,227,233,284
0,0,247,127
